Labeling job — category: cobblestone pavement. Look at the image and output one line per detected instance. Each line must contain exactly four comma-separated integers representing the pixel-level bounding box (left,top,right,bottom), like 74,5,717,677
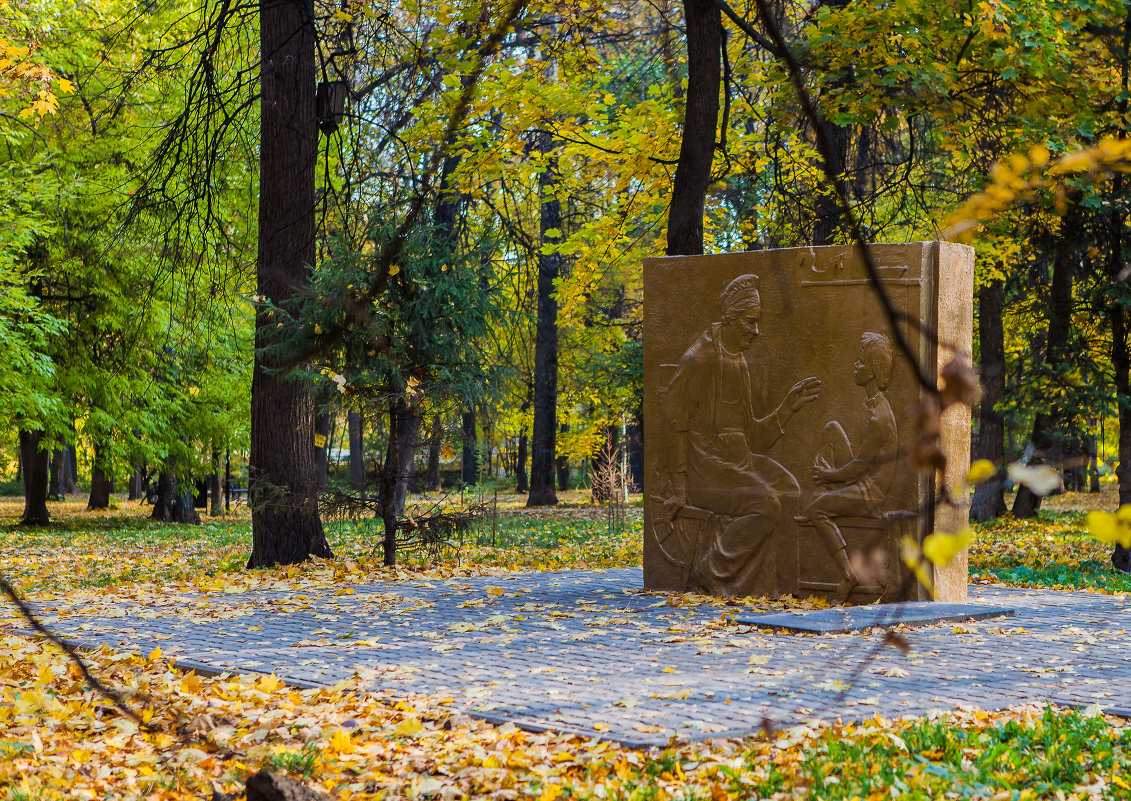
35,568,1131,747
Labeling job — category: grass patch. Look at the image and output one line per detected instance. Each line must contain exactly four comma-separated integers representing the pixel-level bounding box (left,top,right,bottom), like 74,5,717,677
971,502,1131,593
263,743,321,776
783,706,1128,801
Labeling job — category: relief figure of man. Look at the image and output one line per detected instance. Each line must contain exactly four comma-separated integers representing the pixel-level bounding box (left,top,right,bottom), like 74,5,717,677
803,331,898,599
663,273,821,595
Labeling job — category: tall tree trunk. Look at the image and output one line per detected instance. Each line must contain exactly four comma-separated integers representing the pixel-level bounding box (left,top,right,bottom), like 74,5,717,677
626,412,644,492
65,445,78,495
425,413,443,492
971,279,1007,521
1014,218,1077,519
49,448,64,501
247,0,331,567
667,0,720,256
210,444,223,516
812,115,849,246
87,439,113,510
527,132,562,506
461,409,478,486
314,410,330,487
1111,6,1131,570
1087,433,1101,492
379,400,401,566
349,410,365,495
19,429,49,525
556,423,570,492
390,400,418,515
810,0,854,246
151,471,201,524
1113,303,1131,571
516,429,528,494
129,462,145,501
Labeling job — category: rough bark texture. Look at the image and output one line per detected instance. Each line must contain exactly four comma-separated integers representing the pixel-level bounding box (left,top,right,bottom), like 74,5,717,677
210,446,223,516
380,399,419,519
349,411,365,494
64,446,78,494
1114,298,1131,571
812,115,849,246
527,134,561,506
666,0,720,256
128,463,145,500
515,429,528,494
247,0,331,567
425,414,443,492
314,410,329,487
48,449,65,500
19,429,49,525
810,0,854,246
87,441,113,510
151,471,201,525
625,415,644,492
970,280,1007,522
1014,224,1076,519
556,423,570,491
1111,0,1131,572
379,400,401,566
461,409,478,485
1112,177,1131,570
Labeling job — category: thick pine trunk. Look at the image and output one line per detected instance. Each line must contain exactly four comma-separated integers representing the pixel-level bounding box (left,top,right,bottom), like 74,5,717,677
810,0,854,246
812,117,849,246
516,430,528,494
425,414,443,492
349,411,365,494
667,0,720,256
210,445,223,516
1115,305,1131,571
1014,221,1076,519
19,429,49,525
87,439,113,510
247,0,330,567
461,409,478,485
527,133,561,506
556,423,570,491
128,463,145,501
66,446,78,494
626,414,644,491
314,410,330,487
970,280,1007,521
49,448,65,501
151,471,201,524
379,401,400,566
383,399,418,517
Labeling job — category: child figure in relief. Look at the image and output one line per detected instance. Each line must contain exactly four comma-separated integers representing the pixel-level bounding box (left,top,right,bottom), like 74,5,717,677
804,331,898,600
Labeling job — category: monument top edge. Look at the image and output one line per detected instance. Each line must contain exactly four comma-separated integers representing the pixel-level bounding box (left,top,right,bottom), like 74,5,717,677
643,241,971,264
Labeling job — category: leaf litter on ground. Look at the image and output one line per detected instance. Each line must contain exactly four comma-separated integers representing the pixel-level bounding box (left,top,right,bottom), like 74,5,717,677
2,488,1131,798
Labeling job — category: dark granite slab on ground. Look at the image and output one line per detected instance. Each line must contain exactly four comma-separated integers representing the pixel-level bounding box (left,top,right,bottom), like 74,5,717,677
739,602,1015,634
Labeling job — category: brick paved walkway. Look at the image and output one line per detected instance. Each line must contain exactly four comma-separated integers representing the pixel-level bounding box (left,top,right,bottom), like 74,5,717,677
37,568,1131,747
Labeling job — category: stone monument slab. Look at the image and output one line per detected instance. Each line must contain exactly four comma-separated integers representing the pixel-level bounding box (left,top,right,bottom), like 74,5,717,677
643,243,974,604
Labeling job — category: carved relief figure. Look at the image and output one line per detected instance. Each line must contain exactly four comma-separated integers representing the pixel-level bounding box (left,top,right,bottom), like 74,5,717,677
802,331,898,599
660,273,821,595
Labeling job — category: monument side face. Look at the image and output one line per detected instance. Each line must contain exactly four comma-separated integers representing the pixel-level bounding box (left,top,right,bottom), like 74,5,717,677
932,242,975,604
643,243,975,604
